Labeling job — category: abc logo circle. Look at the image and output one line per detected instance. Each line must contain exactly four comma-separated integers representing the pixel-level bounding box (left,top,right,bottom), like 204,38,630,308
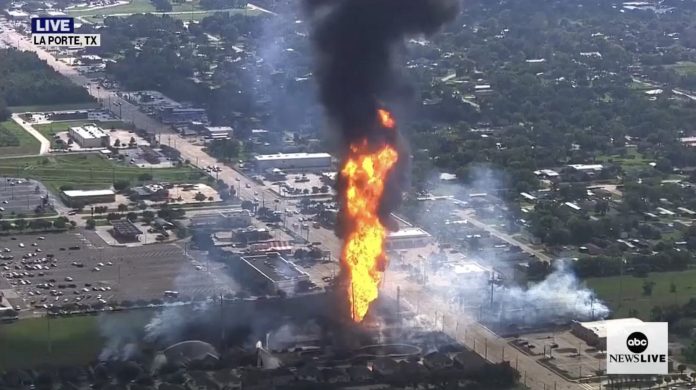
626,332,648,353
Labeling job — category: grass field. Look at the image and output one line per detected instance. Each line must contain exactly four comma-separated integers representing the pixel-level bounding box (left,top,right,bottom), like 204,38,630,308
0,154,205,194
585,269,696,319
670,61,696,77
0,315,102,369
0,310,154,369
68,0,258,22
0,120,41,157
596,150,652,174
8,102,101,113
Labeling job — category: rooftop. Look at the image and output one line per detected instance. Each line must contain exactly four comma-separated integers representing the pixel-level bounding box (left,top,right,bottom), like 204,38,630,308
255,153,332,161
388,227,432,240
575,318,643,339
241,253,309,284
63,189,115,197
111,220,143,236
70,124,108,140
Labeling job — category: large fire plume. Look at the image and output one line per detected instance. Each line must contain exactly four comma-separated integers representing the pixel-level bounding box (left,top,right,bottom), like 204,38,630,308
341,109,399,322
305,0,458,322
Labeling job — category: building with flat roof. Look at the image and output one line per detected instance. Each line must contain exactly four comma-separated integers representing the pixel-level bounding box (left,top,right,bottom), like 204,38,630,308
387,227,432,250
158,107,208,124
62,189,116,206
567,164,604,172
254,153,332,171
111,220,143,241
69,124,109,148
237,253,310,294
571,318,643,349
190,209,252,230
202,126,234,139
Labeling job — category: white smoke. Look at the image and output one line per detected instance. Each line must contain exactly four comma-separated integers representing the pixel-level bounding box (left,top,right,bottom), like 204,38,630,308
499,262,609,323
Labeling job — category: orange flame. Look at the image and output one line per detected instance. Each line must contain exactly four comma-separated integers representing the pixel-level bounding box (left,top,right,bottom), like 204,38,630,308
341,110,399,322
377,108,396,129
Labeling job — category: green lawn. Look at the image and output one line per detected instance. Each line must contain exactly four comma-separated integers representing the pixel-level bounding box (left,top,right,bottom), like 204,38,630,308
0,315,102,369
68,0,257,20
8,102,101,113
670,61,696,77
0,154,205,194
0,120,41,157
585,269,696,319
0,310,155,369
596,150,651,174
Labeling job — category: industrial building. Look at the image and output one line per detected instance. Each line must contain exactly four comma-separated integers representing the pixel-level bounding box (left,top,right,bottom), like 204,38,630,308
194,125,233,139
62,189,116,206
386,227,433,250
571,318,643,349
69,124,110,148
157,107,208,124
190,209,252,230
254,153,332,171
237,253,310,294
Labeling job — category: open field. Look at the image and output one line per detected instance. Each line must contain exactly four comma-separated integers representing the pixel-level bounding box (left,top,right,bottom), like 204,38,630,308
585,269,696,319
0,310,157,370
596,150,652,174
7,102,101,113
0,315,102,369
68,0,259,22
670,61,696,77
0,120,41,157
0,154,205,193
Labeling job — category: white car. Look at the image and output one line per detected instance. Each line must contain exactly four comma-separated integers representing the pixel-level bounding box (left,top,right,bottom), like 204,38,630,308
18,243,24,248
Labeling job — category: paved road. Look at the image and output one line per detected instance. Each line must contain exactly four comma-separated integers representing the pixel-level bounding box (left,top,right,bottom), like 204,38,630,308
453,205,552,262
11,114,51,155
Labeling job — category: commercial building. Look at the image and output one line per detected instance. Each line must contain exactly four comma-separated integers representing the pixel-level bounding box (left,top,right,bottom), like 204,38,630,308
190,209,252,230
254,153,332,171
571,318,643,349
69,124,109,148
192,124,233,139
110,220,143,241
386,227,432,250
62,189,116,206
237,253,310,294
132,184,169,201
158,107,208,124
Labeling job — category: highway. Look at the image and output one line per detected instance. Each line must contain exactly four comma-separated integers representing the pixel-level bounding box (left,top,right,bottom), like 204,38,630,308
0,22,595,389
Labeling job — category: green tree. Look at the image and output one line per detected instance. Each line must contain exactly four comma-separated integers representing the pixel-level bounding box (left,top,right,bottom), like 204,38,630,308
86,218,96,230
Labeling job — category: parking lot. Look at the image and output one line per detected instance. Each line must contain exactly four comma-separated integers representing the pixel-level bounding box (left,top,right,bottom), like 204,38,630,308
0,178,61,216
0,230,235,314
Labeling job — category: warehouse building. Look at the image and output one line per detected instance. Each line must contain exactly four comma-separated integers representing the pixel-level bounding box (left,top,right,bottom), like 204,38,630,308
69,124,110,148
62,189,116,206
254,153,332,171
237,253,310,294
386,227,433,250
190,209,252,230
571,318,643,349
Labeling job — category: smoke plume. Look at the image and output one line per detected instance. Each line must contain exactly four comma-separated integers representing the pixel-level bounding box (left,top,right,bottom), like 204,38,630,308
306,0,458,229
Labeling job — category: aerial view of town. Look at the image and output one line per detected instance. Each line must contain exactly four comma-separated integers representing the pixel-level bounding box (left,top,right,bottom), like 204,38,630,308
0,0,696,388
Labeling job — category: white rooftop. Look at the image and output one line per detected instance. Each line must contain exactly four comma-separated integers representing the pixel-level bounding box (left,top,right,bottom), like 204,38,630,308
388,227,431,240
576,318,643,339
255,152,331,161
568,164,604,171
70,125,108,140
63,189,115,197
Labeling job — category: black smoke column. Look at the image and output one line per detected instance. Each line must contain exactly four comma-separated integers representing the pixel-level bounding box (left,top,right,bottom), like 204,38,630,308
305,0,458,225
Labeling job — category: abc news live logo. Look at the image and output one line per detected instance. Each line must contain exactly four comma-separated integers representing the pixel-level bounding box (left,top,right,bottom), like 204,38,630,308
31,17,100,47
607,322,668,375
